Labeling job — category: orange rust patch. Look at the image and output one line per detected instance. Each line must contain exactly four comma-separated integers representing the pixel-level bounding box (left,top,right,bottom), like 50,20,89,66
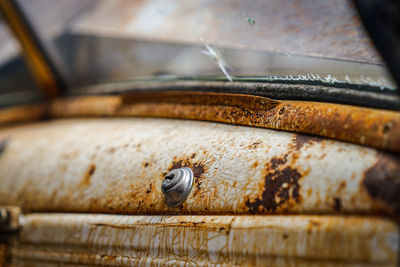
307,188,312,196
307,220,322,233
338,181,347,190
363,153,400,213
79,164,96,187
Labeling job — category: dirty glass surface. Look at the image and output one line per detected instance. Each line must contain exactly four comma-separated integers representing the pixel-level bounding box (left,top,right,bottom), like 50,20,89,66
0,15,41,107
15,0,397,93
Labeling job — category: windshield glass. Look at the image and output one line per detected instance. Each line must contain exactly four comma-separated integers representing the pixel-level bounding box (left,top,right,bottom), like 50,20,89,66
14,0,398,93
0,15,41,107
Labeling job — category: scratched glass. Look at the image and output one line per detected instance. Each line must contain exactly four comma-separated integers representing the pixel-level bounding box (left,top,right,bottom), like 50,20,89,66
14,0,397,93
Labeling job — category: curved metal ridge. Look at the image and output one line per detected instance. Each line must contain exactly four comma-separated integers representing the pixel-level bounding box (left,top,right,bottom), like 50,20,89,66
1,91,400,153
1,118,400,218
73,80,400,111
48,92,400,153
12,214,399,265
0,104,45,125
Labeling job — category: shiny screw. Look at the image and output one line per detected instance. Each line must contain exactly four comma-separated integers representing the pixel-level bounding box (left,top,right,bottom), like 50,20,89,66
161,167,194,207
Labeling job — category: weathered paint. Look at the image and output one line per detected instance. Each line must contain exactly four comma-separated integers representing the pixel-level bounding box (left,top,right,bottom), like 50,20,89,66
49,92,400,153
9,214,399,266
0,118,399,218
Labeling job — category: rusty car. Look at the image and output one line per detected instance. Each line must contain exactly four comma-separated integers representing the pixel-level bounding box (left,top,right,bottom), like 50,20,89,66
0,0,400,266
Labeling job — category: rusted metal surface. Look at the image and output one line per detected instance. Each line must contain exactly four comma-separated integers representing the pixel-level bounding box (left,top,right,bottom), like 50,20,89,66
0,244,8,267
0,104,45,125
8,214,399,266
2,91,400,152
49,92,400,153
0,118,400,218
73,79,400,111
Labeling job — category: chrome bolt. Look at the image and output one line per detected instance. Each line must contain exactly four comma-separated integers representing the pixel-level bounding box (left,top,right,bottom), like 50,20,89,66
161,167,193,207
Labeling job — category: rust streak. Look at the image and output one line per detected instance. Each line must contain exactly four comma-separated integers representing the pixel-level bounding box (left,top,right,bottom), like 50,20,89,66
79,164,96,187
363,153,400,213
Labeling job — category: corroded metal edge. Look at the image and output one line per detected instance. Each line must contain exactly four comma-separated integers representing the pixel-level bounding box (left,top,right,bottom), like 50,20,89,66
1,118,400,218
0,104,45,126
1,91,400,153
49,92,400,153
0,244,8,267
72,79,400,111
10,214,399,266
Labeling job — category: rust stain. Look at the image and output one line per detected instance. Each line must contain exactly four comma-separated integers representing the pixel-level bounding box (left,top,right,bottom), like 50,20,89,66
270,156,287,169
3,115,400,217
145,183,152,194
292,134,323,150
363,153,400,213
282,233,289,239
338,181,346,190
307,219,322,233
246,155,302,213
169,159,206,180
0,244,8,266
333,197,342,211
247,141,262,149
79,164,96,187
46,92,400,153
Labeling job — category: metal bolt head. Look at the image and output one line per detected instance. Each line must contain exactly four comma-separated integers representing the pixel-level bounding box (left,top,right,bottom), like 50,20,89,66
161,167,193,207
